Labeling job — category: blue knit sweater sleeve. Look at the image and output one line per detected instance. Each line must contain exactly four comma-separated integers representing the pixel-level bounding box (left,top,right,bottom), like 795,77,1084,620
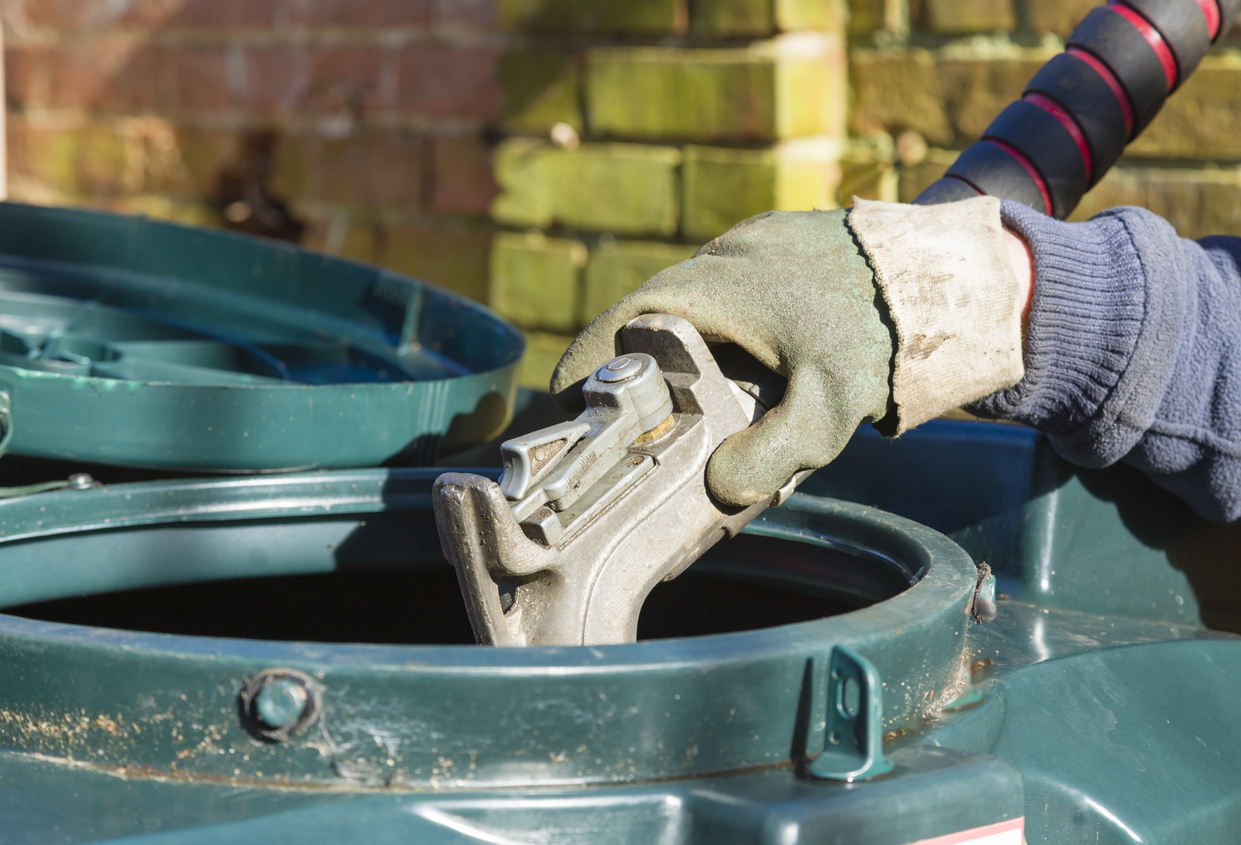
970,200,1241,522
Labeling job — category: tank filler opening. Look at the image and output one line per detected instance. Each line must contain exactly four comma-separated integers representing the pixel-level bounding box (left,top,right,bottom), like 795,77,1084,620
4,534,917,644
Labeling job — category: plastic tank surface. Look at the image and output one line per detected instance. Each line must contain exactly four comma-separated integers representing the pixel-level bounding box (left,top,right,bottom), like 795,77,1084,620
0,202,523,471
0,418,1233,843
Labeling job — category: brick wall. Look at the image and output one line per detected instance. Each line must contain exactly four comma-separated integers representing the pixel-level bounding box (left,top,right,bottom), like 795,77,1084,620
8,0,1241,389
488,0,849,385
4,0,501,304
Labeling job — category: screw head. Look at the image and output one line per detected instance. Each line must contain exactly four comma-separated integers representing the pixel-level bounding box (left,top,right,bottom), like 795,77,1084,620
241,669,320,742
66,473,95,490
595,356,643,383
256,678,308,728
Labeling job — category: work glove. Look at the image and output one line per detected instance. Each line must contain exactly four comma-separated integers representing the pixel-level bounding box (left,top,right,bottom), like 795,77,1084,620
551,197,1025,508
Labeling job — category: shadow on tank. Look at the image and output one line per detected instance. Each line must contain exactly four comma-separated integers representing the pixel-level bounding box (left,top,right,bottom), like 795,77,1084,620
807,417,1241,633
5,533,883,644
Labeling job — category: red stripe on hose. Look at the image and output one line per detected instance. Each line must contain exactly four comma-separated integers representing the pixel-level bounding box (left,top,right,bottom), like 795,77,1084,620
1023,92,1093,184
1197,0,1221,39
1108,0,1177,90
984,139,1054,217
1067,47,1134,137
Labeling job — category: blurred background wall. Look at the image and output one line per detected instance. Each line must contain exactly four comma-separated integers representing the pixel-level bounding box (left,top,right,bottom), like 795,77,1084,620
6,0,1241,389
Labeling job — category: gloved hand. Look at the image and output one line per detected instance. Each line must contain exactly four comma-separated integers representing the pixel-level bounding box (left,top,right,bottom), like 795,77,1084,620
551,197,1025,509
551,209,895,507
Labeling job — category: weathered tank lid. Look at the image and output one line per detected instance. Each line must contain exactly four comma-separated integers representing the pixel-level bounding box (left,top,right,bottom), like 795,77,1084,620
0,202,522,470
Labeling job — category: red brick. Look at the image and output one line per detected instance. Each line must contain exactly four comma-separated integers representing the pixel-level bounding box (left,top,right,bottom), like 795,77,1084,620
119,0,186,27
396,45,501,120
76,42,168,112
13,39,167,113
280,0,432,26
5,45,52,109
13,0,183,27
434,0,497,30
11,0,244,28
430,135,496,216
171,0,278,27
273,129,426,206
241,45,388,115
172,46,235,114
316,130,424,206
240,46,308,114
305,45,389,112
47,41,126,109
18,0,148,28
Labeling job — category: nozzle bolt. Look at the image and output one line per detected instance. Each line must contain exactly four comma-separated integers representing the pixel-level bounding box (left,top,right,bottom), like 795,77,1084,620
596,356,643,383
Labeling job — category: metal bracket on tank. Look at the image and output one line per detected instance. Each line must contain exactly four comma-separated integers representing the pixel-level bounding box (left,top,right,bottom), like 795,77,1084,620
809,646,895,782
433,314,803,647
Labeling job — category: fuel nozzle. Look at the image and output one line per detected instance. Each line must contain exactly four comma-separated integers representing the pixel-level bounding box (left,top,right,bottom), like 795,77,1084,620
433,315,802,646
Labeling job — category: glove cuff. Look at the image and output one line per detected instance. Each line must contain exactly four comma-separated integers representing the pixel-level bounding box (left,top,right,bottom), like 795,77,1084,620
848,196,1024,435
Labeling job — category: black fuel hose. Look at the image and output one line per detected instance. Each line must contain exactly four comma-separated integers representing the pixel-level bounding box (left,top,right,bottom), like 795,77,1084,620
914,0,1240,219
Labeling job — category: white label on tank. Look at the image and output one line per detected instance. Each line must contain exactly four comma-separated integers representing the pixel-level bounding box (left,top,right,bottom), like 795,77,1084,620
905,817,1024,845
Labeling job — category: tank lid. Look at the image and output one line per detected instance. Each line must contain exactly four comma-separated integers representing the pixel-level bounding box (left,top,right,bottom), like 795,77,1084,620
0,202,522,470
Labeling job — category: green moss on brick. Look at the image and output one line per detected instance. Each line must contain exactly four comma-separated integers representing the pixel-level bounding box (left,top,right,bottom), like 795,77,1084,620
1128,55,1241,161
108,196,218,228
21,125,128,197
692,0,843,34
923,0,1016,33
549,144,681,236
848,0,885,36
30,130,84,193
682,142,839,241
75,127,128,195
1025,0,1096,38
850,49,1051,147
490,231,587,332
1068,164,1241,240
775,53,842,138
587,48,773,141
582,240,699,322
498,0,687,34
383,222,494,304
491,138,555,229
519,330,576,390
896,147,958,203
169,127,241,199
683,147,778,241
499,51,583,133
838,134,898,204
338,217,382,265
776,0,843,30
692,0,774,36
492,139,681,236
586,46,843,142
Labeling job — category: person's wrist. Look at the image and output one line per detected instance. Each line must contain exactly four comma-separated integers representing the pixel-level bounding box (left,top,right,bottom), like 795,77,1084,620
1002,227,1034,342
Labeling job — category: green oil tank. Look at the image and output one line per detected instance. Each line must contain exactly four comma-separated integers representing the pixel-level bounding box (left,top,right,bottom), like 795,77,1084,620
0,420,1231,843
0,204,1235,845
